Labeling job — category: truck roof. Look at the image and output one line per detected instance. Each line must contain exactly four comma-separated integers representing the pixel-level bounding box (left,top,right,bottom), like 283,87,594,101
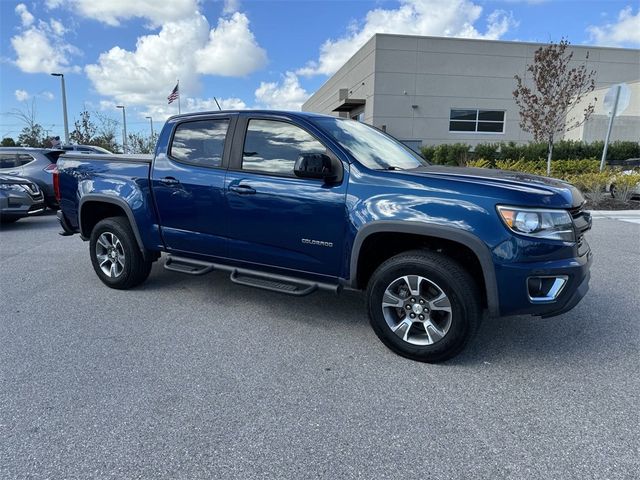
166,110,335,122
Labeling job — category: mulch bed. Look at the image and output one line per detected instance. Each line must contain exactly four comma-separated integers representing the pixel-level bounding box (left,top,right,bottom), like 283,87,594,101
586,197,640,210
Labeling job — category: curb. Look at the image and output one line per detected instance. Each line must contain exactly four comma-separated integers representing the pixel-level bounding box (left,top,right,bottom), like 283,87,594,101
589,210,640,218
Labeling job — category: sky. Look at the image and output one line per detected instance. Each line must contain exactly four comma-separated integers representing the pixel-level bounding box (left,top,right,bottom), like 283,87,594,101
1,0,639,140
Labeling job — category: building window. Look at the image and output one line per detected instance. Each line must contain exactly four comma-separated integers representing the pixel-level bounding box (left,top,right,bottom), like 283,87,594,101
351,110,365,122
449,109,505,133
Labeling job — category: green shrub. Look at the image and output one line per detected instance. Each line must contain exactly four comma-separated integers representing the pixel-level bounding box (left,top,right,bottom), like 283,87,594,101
432,143,470,166
495,159,546,175
420,145,436,162
551,159,600,178
472,143,499,163
607,141,640,163
420,140,640,165
467,159,492,169
610,173,640,203
565,172,610,206
497,142,548,161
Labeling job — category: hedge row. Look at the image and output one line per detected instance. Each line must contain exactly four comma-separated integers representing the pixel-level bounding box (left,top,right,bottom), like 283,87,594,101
420,140,640,166
464,158,640,207
466,158,602,178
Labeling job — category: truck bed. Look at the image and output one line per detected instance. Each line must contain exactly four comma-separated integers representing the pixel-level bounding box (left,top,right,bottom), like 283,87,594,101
60,152,153,163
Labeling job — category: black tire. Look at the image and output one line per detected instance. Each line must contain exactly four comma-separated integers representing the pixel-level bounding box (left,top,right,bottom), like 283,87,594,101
366,249,481,363
0,217,20,224
89,216,152,289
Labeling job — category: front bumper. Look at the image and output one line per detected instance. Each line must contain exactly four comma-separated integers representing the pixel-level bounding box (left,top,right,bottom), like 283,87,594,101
495,244,593,318
0,193,45,220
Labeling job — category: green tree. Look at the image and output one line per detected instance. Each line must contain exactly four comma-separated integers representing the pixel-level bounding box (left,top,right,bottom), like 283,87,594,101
127,132,157,154
67,109,121,152
513,39,596,175
17,124,45,147
9,99,46,147
1,137,16,147
69,109,97,145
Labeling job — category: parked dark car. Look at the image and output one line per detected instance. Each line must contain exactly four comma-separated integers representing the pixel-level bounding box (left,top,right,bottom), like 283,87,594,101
61,145,113,154
0,147,65,209
56,110,592,363
0,174,45,223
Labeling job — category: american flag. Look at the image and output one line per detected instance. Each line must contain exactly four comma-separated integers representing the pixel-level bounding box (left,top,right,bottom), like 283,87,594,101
167,83,179,104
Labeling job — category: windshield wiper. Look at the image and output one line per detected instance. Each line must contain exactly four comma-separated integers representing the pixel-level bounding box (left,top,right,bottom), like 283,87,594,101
380,166,404,171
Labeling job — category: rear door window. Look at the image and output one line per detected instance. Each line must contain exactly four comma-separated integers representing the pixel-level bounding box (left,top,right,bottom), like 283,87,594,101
0,154,18,169
16,154,35,166
170,119,229,168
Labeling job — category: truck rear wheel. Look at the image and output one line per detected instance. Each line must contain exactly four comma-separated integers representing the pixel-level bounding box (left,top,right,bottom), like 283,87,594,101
89,216,152,289
366,250,481,363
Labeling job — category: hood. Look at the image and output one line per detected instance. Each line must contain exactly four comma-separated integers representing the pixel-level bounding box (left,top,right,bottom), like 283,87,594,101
404,165,585,209
0,174,34,185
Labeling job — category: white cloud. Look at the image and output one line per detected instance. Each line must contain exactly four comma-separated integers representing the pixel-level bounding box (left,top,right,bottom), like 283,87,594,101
99,100,118,111
186,96,247,111
223,0,240,14
10,4,79,74
587,6,640,46
13,89,55,102
255,72,309,110
11,25,80,74
86,15,210,105
15,3,34,26
86,11,266,111
297,0,517,76
15,89,30,102
140,96,247,122
195,12,267,76
49,19,67,36
46,0,199,27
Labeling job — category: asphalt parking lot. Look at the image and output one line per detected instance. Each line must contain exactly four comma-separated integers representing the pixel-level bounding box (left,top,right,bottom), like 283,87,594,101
1,213,639,479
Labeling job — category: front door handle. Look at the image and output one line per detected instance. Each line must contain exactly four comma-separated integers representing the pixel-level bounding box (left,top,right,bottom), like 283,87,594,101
160,176,180,186
229,184,256,195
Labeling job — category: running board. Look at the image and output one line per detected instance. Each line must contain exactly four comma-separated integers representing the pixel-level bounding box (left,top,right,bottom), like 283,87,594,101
164,256,215,275
164,255,340,296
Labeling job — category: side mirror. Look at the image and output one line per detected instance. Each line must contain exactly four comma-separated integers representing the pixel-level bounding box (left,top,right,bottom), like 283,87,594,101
294,153,340,182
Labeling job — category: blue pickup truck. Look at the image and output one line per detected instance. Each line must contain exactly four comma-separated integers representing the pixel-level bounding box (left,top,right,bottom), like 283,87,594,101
56,110,592,362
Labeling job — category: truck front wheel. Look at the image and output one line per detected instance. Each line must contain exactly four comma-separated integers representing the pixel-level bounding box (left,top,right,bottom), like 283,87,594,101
366,250,481,363
89,216,152,289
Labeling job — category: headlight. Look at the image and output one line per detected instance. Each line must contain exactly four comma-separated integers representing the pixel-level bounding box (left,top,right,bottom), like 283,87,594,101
497,206,575,242
0,183,26,192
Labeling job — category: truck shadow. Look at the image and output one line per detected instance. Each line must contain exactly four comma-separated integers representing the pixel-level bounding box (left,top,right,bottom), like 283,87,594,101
139,261,626,365
451,289,630,366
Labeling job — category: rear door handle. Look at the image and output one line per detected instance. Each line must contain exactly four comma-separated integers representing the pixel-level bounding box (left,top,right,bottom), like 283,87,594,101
229,184,256,195
160,176,180,186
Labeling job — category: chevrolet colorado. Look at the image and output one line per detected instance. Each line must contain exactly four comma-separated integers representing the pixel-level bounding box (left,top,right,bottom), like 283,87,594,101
56,110,592,362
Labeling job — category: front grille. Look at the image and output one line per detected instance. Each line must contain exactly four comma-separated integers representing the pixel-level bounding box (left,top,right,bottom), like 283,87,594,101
21,182,41,197
569,203,591,256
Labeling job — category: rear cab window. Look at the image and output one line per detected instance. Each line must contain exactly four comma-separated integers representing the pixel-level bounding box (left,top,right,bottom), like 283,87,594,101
170,119,230,168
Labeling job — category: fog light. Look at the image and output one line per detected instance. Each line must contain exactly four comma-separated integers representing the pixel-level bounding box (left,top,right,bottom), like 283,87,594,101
527,276,568,303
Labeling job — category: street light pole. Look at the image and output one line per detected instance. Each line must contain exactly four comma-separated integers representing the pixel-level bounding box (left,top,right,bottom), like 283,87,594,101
50,73,69,144
116,105,127,153
145,116,154,138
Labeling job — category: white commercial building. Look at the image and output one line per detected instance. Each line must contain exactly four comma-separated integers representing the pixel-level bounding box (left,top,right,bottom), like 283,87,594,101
302,34,640,149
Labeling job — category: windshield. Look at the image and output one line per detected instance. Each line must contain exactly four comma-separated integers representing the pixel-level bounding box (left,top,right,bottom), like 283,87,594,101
313,117,428,170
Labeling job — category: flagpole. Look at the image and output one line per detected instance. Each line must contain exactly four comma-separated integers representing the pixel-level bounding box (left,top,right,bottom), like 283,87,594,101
177,79,181,114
